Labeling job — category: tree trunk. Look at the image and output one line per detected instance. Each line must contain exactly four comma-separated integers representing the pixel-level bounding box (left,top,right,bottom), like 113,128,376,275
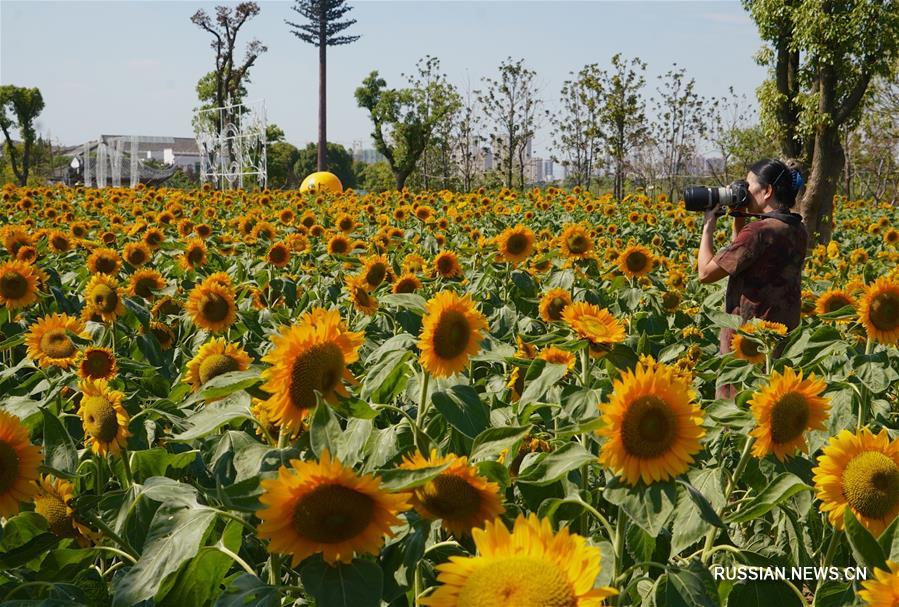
317,20,327,172
395,169,408,190
801,123,844,246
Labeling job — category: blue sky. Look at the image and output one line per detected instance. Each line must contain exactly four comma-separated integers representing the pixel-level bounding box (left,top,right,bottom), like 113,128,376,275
1,1,766,156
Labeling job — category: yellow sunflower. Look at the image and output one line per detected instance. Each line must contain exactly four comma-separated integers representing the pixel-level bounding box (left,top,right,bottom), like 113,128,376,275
0,410,42,518
0,259,39,309
260,308,364,432
77,378,131,456
539,288,572,322
128,269,166,300
83,274,125,323
185,337,252,392
559,224,593,260
256,450,411,566
434,251,464,279
730,320,788,364
360,255,393,289
24,313,88,369
421,513,617,607
813,427,899,537
538,346,576,375
562,302,626,358
186,280,237,333
327,234,351,256
346,275,379,316
597,357,705,485
859,561,899,607
748,367,830,461
815,289,856,317
86,247,121,276
495,224,535,264
392,272,422,294
78,346,118,381
858,276,899,345
123,242,152,268
617,245,654,278
267,242,291,268
33,475,95,545
398,450,504,536
180,239,207,270
418,291,488,377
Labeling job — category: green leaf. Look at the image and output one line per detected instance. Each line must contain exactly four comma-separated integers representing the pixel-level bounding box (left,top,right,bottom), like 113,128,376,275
198,369,263,400
123,297,151,327
126,448,199,481
112,504,217,607
853,353,898,394
376,464,449,492
214,574,279,607
331,397,380,420
626,523,656,563
603,477,677,536
728,581,804,607
518,360,569,407
813,581,856,607
171,392,253,441
299,556,383,607
469,425,531,461
0,512,58,568
516,442,594,486
380,293,427,315
310,402,343,457
706,310,744,330
877,516,899,561
654,561,718,607
361,335,414,403
431,385,489,438
41,408,77,474
726,473,812,523
671,470,725,555
843,508,887,570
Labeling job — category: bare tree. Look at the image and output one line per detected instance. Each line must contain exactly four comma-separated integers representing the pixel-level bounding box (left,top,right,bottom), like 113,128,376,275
598,54,649,200
454,75,485,192
551,65,603,189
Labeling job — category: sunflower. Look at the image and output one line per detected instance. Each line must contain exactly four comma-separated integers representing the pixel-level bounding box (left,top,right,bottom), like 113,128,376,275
0,259,39,309
661,290,682,313
730,320,788,364
859,561,899,607
434,251,463,279
47,230,72,253
559,224,593,260
858,276,899,344
813,427,899,536
815,289,856,317
399,450,504,536
421,513,617,607
33,475,94,544
267,242,291,268
78,346,118,381
730,332,765,364
0,410,41,518
617,245,654,278
86,247,121,276
327,234,351,256
261,308,364,432
346,275,379,316
495,224,535,264
179,238,207,271
392,272,422,294
562,302,626,358
128,269,166,300
83,274,125,323
418,291,488,377
257,450,411,566
24,313,88,369
360,255,392,289
77,379,130,456
185,337,252,392
748,367,830,461
538,346,576,375
539,288,572,322
186,280,237,333
148,321,176,350
597,357,705,485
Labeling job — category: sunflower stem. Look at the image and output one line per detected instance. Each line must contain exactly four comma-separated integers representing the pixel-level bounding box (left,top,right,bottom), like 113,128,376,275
93,454,105,496
865,336,874,355
821,528,841,568
120,450,133,488
701,435,756,564
612,508,627,604
268,553,281,585
416,372,431,448
580,346,591,389
215,544,257,578
84,512,140,561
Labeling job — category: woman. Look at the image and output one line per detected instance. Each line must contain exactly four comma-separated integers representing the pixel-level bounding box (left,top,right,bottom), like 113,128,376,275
696,159,808,399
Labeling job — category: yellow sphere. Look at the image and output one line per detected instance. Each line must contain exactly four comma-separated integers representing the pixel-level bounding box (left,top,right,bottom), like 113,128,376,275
300,171,343,194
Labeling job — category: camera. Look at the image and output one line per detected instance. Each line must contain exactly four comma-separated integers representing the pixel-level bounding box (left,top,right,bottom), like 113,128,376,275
683,180,750,212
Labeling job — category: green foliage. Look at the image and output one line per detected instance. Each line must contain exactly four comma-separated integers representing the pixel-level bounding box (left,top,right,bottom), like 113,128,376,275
0,85,45,185
267,141,301,189
293,142,357,189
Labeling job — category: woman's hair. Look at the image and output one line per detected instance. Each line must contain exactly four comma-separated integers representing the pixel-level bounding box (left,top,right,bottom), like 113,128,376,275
749,158,804,210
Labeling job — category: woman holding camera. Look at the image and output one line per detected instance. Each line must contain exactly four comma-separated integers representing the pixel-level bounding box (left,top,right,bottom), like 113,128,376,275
695,159,808,399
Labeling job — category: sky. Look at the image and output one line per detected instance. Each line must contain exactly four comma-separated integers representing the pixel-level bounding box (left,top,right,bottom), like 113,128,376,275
1,1,767,157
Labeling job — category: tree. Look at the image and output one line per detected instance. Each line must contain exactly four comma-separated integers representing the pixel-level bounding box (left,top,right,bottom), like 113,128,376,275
598,55,649,201
294,142,357,189
453,77,485,192
479,58,541,189
550,65,604,190
286,0,360,172
745,0,899,244
359,161,394,192
191,3,267,139
267,142,301,188
0,85,45,186
355,57,460,190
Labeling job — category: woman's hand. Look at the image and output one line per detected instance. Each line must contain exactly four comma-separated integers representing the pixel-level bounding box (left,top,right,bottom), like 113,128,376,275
703,208,720,226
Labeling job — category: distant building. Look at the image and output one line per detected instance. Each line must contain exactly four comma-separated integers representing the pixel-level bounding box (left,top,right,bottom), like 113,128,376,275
352,142,386,164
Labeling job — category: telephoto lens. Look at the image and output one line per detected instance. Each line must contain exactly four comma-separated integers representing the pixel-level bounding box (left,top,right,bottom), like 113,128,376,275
683,186,728,212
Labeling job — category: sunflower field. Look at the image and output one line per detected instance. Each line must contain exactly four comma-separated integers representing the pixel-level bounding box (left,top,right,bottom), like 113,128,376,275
0,182,898,607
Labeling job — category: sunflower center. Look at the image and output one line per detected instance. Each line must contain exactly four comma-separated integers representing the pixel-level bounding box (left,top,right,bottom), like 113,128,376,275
95,256,117,274
292,483,375,543
201,293,230,322
419,473,482,520
824,295,852,313
737,336,762,359
433,311,472,360
548,297,567,321
90,284,119,313
842,451,899,520
288,342,346,409
566,234,588,254
456,556,576,607
128,249,147,265
199,353,240,385
580,317,613,339
437,257,456,274
505,234,529,256
187,247,205,265
365,263,387,287
39,328,77,359
270,247,288,264
769,392,810,445
395,279,416,294
0,440,20,495
330,239,348,254
0,271,28,299
869,293,899,331
621,395,677,459
354,286,373,307
82,350,114,377
34,494,74,538
81,395,119,443
625,252,648,272
134,277,158,299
